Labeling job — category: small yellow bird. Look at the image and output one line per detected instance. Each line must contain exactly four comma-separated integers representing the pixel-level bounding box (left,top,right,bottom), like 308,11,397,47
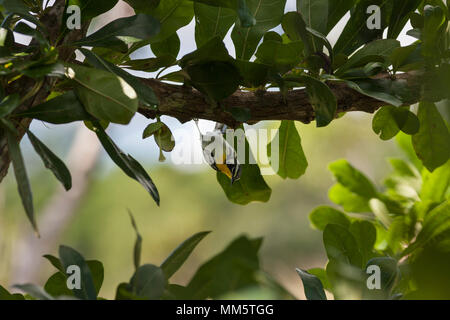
195,121,242,184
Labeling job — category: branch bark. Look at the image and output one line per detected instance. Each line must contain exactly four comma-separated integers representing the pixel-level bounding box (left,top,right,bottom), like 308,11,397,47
139,72,421,128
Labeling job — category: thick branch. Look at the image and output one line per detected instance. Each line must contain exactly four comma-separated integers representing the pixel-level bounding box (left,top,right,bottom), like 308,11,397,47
139,73,421,128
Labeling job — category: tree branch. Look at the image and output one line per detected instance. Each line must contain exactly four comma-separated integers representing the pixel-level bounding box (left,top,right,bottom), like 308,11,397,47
139,72,421,128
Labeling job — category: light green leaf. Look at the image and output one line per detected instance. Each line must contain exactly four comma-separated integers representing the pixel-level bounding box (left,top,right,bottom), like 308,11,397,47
67,64,139,125
268,121,307,179
421,161,450,203
309,206,350,231
329,159,377,199
349,220,376,264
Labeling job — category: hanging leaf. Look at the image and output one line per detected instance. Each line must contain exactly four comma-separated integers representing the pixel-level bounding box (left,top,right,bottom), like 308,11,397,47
18,91,92,124
94,125,160,205
27,131,72,191
267,120,308,179
373,106,420,140
128,211,143,270
5,128,38,234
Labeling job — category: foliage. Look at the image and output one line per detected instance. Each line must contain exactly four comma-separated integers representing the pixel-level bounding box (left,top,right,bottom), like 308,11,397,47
0,0,449,230
297,136,450,300
0,214,292,300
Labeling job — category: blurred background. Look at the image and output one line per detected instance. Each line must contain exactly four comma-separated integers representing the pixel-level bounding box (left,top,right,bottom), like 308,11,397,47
0,0,415,299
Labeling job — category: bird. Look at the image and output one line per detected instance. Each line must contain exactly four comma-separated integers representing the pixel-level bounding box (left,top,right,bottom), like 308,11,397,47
194,120,242,184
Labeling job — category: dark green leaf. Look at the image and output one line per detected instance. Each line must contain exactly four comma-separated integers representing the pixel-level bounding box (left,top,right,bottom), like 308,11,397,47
18,91,92,124
128,211,142,270
364,257,398,297
27,131,72,191
64,0,119,24
323,224,362,267
387,0,422,39
295,268,327,300
5,129,37,234
75,14,161,50
129,264,166,300
151,32,180,58
0,94,20,118
94,125,160,205
161,231,210,279
186,236,262,299
412,101,450,172
373,106,420,140
349,220,376,264
58,245,97,300
194,2,237,47
231,0,287,60
255,40,304,73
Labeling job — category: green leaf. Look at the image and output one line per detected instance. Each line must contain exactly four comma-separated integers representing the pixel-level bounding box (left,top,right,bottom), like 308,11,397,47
421,161,450,203
143,0,194,44
336,39,400,75
373,106,420,140
67,64,139,125
187,61,241,101
405,200,450,255
43,255,64,273
5,129,37,234
123,0,160,13
328,183,371,213
323,224,362,267
325,0,355,35
193,0,256,28
412,101,450,172
12,284,54,300
59,245,97,300
422,5,446,58
64,0,119,24
295,268,327,300
307,268,331,291
194,3,237,47
268,120,307,179
128,211,142,270
94,125,160,205
180,37,232,67
255,40,304,73
186,236,262,299
329,159,377,200
44,272,73,298
390,43,424,73
233,60,269,87
364,257,399,296
151,32,180,59
74,14,161,50
0,0,29,15
231,0,287,60
349,220,376,264
387,0,422,39
143,121,175,153
0,94,20,118
161,231,210,279
129,264,166,300
369,198,393,228
296,0,328,35
281,11,316,57
81,49,159,107
333,0,392,55
309,206,350,231
27,130,72,191
18,91,92,124
287,75,336,127
0,285,25,300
